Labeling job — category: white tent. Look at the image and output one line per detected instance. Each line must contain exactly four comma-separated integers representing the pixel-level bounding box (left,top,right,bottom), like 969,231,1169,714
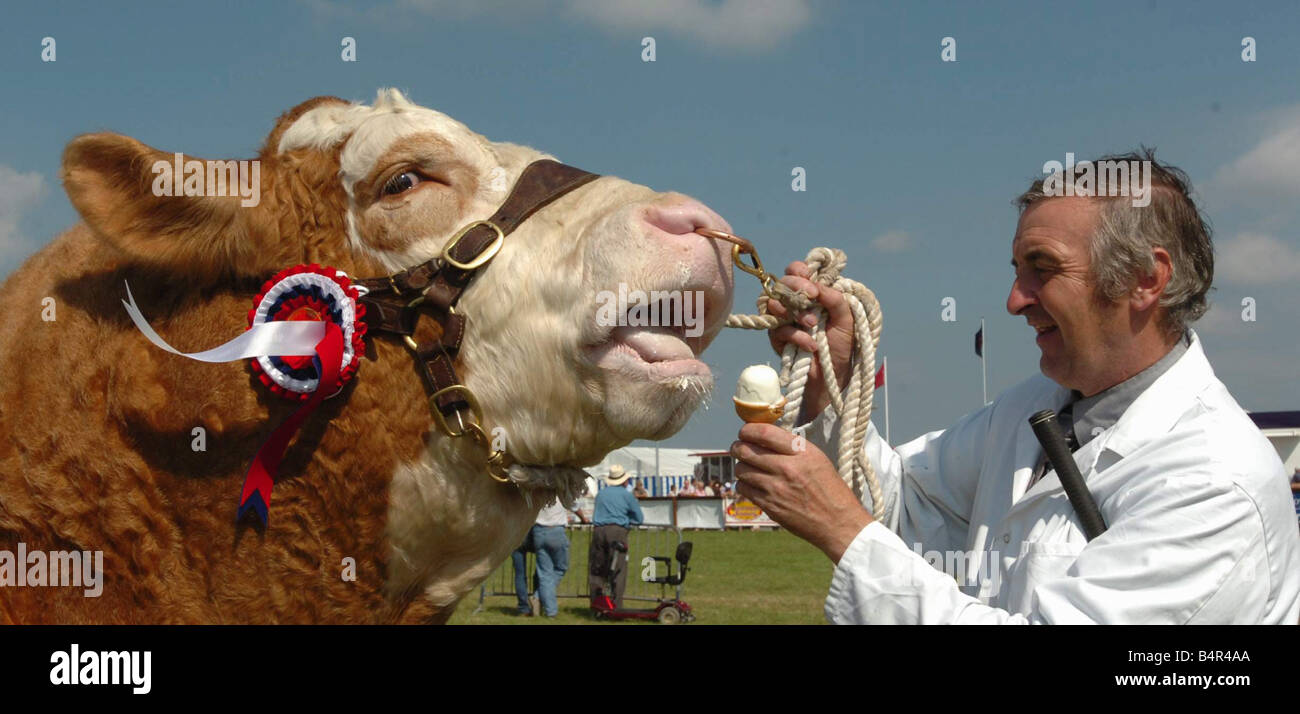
581,446,720,497
583,446,706,481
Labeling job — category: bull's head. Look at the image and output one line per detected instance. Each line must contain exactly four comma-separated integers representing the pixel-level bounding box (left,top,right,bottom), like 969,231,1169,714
61,89,735,473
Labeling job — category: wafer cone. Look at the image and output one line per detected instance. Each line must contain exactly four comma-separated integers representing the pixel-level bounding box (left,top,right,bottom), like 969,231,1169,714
734,397,786,424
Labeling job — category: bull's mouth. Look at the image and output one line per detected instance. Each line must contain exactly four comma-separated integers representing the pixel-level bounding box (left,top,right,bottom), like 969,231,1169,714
583,289,717,384
586,324,711,382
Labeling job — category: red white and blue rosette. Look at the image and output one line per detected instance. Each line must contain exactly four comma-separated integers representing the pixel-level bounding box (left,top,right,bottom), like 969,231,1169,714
247,265,367,400
121,263,369,528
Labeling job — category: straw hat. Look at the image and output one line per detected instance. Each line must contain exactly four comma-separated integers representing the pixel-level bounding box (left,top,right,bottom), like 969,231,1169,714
605,464,630,486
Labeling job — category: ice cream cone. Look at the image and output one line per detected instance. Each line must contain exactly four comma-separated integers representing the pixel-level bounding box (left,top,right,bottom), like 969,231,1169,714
734,397,786,424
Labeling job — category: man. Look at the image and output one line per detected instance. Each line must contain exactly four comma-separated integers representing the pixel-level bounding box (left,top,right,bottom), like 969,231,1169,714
588,465,644,608
511,529,536,616
733,151,1300,624
513,496,584,617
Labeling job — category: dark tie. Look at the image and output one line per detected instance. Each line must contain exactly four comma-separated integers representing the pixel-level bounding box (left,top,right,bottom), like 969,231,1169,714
1027,402,1079,490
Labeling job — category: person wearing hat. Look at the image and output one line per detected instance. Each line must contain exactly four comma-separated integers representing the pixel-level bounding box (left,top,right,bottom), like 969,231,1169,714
588,465,644,608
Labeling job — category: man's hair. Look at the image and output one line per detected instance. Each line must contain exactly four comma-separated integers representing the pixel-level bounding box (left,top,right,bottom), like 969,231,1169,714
1014,148,1214,337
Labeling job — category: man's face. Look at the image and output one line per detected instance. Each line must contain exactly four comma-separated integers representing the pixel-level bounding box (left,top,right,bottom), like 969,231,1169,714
1007,198,1128,395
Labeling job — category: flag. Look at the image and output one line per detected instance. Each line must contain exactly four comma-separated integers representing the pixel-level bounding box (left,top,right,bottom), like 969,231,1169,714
974,327,984,357
875,362,885,388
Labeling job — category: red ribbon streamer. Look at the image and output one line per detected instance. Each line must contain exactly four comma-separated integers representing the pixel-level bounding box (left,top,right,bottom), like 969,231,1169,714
237,321,344,527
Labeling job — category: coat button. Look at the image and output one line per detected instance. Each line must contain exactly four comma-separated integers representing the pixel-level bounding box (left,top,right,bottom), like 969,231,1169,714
1002,534,1010,544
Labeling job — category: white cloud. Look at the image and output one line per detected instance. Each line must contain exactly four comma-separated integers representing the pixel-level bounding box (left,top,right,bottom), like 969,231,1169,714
0,165,46,266
566,0,813,50
1216,231,1300,285
1211,108,1300,202
869,229,911,254
392,0,548,17
312,0,813,50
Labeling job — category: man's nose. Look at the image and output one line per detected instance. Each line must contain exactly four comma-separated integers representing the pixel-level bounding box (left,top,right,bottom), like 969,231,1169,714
1006,277,1035,315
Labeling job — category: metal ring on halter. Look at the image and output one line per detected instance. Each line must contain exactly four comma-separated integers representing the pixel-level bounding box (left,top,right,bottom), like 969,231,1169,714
694,227,754,252
485,450,512,483
401,295,426,353
428,384,483,438
694,228,776,294
695,227,769,276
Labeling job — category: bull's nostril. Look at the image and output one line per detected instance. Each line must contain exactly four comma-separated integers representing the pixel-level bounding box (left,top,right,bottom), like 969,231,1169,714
644,201,727,237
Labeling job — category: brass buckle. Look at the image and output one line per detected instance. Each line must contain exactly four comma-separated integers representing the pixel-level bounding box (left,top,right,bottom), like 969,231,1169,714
428,384,513,483
428,384,482,438
442,220,505,271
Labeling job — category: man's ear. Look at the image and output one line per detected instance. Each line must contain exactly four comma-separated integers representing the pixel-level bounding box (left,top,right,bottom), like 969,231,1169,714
1131,246,1173,311
61,132,288,278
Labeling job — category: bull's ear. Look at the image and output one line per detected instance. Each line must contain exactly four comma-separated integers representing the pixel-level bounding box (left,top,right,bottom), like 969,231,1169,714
61,132,286,278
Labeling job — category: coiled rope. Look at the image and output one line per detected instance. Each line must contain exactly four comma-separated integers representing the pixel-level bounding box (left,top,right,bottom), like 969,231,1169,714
705,233,886,521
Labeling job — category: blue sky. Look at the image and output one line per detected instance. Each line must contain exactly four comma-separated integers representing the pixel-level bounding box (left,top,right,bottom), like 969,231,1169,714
2,0,1298,453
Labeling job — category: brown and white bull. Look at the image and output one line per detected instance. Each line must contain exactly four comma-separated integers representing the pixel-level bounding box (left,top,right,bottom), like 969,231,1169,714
0,89,734,623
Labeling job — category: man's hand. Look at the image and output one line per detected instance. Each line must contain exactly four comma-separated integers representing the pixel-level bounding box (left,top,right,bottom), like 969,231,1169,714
765,261,856,419
731,422,873,563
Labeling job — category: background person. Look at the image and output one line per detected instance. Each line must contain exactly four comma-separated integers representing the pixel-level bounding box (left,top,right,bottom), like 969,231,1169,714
588,464,643,609
510,529,535,616
512,497,585,617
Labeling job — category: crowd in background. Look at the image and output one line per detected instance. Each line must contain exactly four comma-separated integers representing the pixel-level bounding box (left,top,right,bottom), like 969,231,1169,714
661,478,734,498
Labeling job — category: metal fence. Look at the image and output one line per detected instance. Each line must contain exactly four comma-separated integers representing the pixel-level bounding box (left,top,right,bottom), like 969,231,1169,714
475,525,684,612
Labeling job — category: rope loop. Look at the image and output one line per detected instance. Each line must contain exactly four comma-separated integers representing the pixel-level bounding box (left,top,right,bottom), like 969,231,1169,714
725,248,886,521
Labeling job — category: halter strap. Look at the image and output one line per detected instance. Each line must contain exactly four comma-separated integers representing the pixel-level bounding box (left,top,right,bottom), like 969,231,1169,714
355,160,600,473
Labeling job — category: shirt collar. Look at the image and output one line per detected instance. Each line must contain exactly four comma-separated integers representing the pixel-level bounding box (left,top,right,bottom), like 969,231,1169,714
1068,330,1192,449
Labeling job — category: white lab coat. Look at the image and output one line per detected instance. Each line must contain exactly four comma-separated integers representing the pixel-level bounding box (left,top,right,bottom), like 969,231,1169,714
805,332,1300,624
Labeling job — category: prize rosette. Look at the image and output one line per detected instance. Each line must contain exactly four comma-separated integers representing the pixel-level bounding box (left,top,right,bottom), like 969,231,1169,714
247,264,367,400
121,262,370,528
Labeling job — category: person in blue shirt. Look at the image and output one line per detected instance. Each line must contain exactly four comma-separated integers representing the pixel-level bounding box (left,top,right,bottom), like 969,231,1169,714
588,465,644,608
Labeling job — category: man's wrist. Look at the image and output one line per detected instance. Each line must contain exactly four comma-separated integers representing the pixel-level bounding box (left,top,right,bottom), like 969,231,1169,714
820,508,874,564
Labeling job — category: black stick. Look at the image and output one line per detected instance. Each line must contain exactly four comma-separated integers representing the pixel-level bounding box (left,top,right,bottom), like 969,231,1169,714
1028,409,1108,541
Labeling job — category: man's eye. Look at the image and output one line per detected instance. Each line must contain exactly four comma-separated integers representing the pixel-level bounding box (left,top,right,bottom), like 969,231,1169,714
382,171,422,196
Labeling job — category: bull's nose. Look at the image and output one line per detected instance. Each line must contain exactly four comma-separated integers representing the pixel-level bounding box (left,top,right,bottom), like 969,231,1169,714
643,198,732,238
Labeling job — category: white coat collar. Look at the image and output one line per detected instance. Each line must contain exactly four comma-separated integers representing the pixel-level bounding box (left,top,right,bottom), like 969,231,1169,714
1097,329,1214,458
1010,330,1214,506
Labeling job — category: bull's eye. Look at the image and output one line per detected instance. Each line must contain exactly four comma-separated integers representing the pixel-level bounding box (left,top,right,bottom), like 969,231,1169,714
382,171,422,196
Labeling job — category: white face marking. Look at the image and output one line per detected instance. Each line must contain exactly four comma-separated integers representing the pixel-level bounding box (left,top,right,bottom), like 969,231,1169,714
278,88,524,270
272,90,734,609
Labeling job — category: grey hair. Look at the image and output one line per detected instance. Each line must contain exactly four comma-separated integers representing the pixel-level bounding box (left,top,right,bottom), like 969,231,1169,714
1015,148,1214,337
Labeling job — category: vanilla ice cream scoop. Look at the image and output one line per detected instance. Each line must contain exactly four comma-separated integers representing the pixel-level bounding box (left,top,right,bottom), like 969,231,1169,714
733,364,786,423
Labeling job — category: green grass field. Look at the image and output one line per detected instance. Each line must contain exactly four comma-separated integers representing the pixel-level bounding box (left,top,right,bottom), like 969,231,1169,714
448,529,833,625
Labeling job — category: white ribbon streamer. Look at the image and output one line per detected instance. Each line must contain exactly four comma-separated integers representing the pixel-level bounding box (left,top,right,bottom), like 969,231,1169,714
122,281,326,362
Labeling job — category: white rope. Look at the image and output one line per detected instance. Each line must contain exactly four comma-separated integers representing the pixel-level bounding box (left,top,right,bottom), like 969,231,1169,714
726,248,886,521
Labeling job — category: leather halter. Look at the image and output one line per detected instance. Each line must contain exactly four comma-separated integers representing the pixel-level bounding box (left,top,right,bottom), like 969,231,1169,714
354,159,600,480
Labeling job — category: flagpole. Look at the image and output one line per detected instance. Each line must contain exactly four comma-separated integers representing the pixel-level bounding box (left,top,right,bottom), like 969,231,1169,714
980,317,988,405
883,355,890,443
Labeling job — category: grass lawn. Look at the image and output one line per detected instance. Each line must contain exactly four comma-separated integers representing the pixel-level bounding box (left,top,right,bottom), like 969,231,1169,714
448,528,833,625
